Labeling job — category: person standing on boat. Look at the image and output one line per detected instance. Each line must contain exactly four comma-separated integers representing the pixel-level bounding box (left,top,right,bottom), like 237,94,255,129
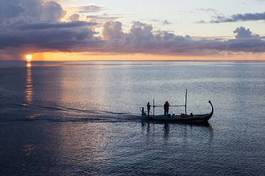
164,101,170,116
164,102,167,116
165,101,170,116
147,102,151,117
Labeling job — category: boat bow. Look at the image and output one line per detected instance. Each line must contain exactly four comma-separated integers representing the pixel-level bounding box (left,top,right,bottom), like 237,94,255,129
208,100,214,116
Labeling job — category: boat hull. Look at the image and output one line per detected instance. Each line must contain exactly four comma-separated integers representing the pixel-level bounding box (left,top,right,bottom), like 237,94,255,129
142,101,214,124
143,113,212,124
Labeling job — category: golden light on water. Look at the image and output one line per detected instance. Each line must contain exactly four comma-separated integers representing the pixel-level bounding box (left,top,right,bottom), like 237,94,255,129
26,62,32,67
25,65,32,105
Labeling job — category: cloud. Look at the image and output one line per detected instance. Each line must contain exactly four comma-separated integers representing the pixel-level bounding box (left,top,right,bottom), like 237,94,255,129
101,21,220,55
69,14,80,22
227,27,265,52
162,20,171,25
19,21,95,30
150,19,172,25
0,1,24,18
197,8,218,13
209,12,265,23
0,0,264,59
101,22,265,54
0,0,99,58
42,1,66,22
233,27,260,39
0,0,66,26
87,15,119,23
0,22,99,51
78,5,102,13
103,21,123,40
196,8,222,17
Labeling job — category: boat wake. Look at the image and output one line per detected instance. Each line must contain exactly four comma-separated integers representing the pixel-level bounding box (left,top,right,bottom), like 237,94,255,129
0,100,140,124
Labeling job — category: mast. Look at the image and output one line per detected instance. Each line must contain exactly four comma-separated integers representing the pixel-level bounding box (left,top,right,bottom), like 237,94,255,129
153,99,155,117
185,89,188,115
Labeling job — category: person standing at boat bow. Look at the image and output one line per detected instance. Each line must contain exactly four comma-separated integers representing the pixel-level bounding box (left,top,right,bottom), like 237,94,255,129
147,102,151,117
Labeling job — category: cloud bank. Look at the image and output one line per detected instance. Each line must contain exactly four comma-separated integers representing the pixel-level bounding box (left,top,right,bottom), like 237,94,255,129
101,22,265,55
209,12,265,23
0,0,100,58
0,0,264,60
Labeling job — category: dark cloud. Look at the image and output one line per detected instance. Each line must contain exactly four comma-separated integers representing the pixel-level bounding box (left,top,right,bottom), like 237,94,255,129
0,0,66,26
0,1,24,18
209,12,265,23
19,21,96,30
0,0,100,58
42,1,66,22
0,23,99,51
101,22,265,55
226,27,265,52
101,21,223,55
233,27,260,39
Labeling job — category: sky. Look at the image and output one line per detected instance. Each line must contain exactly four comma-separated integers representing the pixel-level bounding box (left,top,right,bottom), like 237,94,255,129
0,0,265,61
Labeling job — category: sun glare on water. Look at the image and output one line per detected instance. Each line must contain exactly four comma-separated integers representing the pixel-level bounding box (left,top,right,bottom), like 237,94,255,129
25,54,33,67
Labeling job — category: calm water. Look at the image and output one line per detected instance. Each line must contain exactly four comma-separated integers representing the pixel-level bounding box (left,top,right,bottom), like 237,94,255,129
0,61,265,176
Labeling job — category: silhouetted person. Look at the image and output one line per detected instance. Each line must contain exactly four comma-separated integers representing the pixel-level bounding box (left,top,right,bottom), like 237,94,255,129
164,102,167,115
147,102,151,117
141,107,145,116
164,101,170,116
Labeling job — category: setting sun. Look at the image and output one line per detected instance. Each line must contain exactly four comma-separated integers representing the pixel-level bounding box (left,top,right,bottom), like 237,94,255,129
25,54,33,62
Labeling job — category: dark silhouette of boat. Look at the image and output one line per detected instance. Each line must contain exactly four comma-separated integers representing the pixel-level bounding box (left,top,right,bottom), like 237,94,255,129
141,90,214,124
142,101,214,124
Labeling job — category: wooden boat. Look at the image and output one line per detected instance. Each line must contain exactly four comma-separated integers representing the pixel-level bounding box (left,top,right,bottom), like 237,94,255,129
141,90,214,124
142,101,214,123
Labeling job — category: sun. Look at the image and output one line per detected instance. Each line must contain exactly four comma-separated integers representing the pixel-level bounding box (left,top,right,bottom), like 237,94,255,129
25,54,33,62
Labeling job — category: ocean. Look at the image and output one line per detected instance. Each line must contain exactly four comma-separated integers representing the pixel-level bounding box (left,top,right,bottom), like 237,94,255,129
0,61,265,176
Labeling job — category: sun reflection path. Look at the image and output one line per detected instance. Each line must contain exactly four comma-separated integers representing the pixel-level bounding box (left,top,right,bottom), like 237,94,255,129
25,65,33,105
25,54,32,68
26,62,32,68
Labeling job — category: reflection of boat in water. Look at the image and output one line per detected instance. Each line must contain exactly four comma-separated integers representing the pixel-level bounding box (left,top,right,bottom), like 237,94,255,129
141,90,214,124
142,101,213,124
141,120,214,141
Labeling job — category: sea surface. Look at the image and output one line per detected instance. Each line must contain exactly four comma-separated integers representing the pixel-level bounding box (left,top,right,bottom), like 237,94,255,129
0,61,265,176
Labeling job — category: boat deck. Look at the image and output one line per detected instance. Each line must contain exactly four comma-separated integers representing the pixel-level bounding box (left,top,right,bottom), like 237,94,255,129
142,101,214,123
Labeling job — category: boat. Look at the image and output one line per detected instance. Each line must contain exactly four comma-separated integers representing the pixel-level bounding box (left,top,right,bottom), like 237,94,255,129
142,101,214,123
141,90,214,124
